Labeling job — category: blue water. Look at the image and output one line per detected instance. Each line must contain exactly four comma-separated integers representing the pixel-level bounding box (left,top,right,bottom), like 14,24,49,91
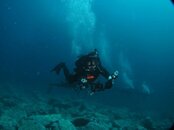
0,0,174,119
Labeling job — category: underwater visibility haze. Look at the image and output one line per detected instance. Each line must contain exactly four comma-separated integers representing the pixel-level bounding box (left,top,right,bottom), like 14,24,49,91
0,0,174,129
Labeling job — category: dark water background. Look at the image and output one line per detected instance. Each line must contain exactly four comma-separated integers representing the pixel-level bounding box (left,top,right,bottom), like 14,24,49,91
0,0,174,118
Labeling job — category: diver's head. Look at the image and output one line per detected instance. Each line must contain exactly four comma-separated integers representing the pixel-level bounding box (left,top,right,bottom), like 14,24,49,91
85,49,99,71
86,59,98,71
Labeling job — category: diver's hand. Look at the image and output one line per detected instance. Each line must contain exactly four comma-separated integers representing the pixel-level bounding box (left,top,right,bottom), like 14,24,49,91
112,70,119,79
81,78,87,83
108,70,119,80
79,78,88,90
89,91,95,96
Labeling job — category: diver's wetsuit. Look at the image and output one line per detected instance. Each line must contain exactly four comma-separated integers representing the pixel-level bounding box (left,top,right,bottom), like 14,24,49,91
52,51,114,93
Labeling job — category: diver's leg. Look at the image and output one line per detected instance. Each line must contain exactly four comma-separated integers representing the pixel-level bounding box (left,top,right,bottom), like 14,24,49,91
61,64,80,84
61,63,71,82
51,62,65,74
52,62,76,83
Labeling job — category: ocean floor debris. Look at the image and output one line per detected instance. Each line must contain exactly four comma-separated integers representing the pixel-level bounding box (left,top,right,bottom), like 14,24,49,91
0,94,173,130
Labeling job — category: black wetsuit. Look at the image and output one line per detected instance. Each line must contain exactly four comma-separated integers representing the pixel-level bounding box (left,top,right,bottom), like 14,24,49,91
52,52,114,93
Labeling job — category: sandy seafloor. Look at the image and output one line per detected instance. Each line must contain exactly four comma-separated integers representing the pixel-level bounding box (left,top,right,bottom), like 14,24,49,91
0,84,173,130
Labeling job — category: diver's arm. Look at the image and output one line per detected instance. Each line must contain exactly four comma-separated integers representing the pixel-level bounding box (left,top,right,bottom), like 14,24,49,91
90,80,113,95
89,70,118,95
99,65,118,89
98,65,110,79
105,71,119,89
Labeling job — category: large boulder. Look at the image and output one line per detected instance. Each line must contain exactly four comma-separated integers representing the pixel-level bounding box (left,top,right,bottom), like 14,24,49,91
85,122,111,130
0,116,17,130
18,114,76,130
18,120,45,130
112,119,147,130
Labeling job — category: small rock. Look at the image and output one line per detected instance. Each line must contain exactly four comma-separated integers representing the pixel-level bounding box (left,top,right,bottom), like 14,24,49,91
141,117,155,130
72,117,90,127
18,120,45,130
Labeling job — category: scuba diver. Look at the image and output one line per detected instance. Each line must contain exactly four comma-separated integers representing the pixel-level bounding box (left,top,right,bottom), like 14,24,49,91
51,49,118,95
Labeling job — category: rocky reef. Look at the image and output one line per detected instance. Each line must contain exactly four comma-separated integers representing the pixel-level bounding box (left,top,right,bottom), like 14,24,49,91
0,94,173,130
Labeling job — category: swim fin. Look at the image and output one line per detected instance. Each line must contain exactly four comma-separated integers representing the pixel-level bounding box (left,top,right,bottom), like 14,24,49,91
51,62,65,74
